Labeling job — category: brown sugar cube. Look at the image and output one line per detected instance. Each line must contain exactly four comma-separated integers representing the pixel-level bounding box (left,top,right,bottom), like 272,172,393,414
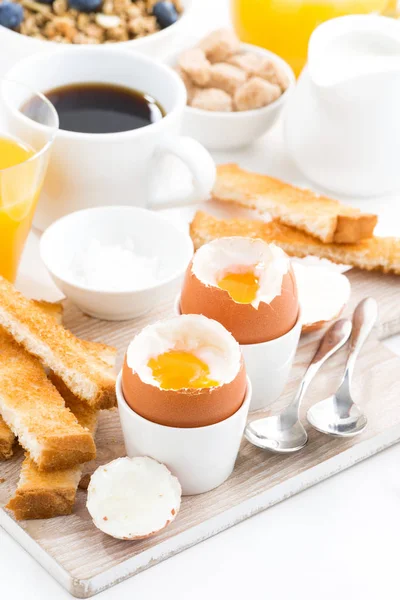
174,66,197,104
191,88,233,112
227,51,266,74
229,52,290,91
256,59,290,91
198,29,241,63
208,62,247,95
234,77,281,111
178,48,211,87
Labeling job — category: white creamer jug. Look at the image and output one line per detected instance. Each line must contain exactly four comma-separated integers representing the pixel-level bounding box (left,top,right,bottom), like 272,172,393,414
285,15,400,196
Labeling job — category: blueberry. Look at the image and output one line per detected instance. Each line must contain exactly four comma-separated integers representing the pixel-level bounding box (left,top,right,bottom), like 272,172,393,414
153,1,178,29
68,0,102,12
0,1,23,29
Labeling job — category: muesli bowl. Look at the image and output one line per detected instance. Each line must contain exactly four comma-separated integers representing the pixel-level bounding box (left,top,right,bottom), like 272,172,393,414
0,0,195,78
166,39,295,150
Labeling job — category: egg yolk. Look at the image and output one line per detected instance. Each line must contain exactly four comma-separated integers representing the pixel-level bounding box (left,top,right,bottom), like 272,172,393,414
148,350,219,390
217,270,259,304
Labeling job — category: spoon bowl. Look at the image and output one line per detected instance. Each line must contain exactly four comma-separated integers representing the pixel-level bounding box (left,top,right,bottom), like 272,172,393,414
307,396,367,437
245,416,308,453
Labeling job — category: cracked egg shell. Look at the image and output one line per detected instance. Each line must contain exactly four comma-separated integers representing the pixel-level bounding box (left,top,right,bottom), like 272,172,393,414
87,456,181,540
122,314,247,428
180,237,299,344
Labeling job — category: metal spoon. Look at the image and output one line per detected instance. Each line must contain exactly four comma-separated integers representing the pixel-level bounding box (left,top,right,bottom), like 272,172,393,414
307,297,378,438
245,318,352,453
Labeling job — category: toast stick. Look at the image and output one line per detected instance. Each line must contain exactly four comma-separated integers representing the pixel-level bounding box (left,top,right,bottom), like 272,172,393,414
6,389,99,520
0,329,97,471
0,277,116,410
213,164,378,244
190,211,400,275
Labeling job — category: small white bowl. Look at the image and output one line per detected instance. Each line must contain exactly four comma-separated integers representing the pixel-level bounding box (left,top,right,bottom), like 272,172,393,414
40,206,193,321
117,372,251,495
166,43,295,151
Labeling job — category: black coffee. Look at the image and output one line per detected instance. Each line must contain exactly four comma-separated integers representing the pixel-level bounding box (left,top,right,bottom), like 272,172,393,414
24,83,165,134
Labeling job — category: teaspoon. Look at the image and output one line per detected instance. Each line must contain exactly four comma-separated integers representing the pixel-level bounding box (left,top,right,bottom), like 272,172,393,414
245,318,352,453
307,297,378,438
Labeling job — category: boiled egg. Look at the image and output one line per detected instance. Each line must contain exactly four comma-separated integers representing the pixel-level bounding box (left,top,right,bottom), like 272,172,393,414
180,237,299,344
122,314,247,428
87,456,181,540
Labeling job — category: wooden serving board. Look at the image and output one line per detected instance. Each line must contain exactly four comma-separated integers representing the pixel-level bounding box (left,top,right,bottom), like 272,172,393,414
1,269,400,598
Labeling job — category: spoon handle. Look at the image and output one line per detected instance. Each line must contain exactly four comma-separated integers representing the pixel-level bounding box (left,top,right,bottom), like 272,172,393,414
289,318,352,417
343,297,378,383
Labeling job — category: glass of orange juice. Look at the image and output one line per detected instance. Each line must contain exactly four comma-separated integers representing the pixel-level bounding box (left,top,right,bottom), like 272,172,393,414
231,0,394,76
0,80,58,282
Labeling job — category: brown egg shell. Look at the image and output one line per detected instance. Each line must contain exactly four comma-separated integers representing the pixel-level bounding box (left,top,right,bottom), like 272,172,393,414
122,357,247,428
180,262,299,344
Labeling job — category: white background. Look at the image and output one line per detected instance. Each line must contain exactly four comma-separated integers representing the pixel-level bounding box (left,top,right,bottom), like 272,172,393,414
1,1,400,599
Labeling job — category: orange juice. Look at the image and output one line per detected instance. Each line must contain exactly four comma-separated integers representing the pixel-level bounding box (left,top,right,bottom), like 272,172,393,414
0,136,40,282
231,0,393,76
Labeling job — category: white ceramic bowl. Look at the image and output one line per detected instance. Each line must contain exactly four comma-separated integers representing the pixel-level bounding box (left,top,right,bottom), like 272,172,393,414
166,43,295,150
40,206,193,321
117,372,251,495
0,0,195,78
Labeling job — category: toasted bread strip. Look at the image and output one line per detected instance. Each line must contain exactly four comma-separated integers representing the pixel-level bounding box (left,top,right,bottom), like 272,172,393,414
0,330,96,471
0,415,15,461
0,301,63,461
6,391,99,520
0,277,116,410
213,164,378,244
190,211,400,275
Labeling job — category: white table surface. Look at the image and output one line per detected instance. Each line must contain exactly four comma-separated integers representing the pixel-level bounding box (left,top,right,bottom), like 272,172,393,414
2,1,400,598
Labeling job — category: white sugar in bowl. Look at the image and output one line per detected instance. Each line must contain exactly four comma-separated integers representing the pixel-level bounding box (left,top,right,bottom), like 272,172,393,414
40,206,193,320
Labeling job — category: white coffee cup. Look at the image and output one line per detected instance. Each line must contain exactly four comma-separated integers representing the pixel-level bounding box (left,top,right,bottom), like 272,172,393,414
4,47,216,231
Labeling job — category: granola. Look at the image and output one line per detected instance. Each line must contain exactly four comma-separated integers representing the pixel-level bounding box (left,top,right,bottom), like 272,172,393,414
10,0,182,44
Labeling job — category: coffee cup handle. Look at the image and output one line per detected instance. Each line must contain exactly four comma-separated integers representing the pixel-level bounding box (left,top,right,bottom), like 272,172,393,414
148,136,216,209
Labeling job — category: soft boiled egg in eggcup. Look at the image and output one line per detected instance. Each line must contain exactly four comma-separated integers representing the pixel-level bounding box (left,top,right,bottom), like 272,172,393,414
180,236,299,344
117,314,252,494
178,237,302,411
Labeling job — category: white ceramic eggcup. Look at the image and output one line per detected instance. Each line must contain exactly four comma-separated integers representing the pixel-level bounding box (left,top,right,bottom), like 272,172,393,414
240,314,301,411
174,296,301,412
117,373,251,495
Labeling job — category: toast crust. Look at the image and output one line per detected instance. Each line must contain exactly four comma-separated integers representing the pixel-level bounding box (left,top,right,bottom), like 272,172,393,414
0,415,15,461
190,211,400,275
213,164,378,244
0,277,116,410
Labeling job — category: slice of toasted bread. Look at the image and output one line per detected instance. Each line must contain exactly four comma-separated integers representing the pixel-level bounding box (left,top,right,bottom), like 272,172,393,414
190,211,400,275
0,330,97,471
213,164,378,244
6,352,115,520
0,415,15,461
6,391,98,520
0,277,116,410
6,457,83,520
0,301,63,461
